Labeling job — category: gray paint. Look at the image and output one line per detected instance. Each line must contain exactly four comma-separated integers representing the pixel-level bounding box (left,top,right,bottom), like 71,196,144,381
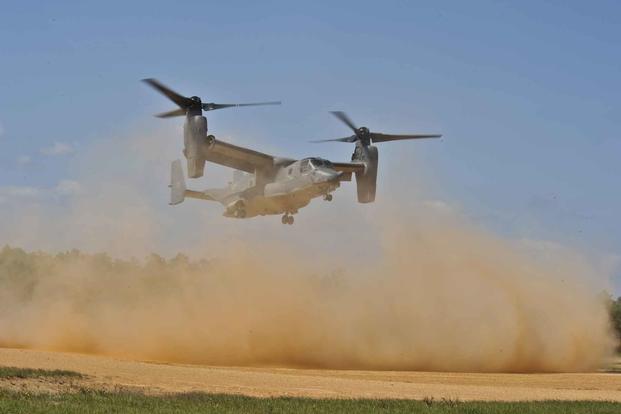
145,79,441,224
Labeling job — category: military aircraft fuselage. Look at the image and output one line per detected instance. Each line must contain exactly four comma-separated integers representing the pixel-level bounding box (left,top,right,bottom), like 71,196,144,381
177,155,344,221
176,111,346,221
233,158,342,218
145,78,441,224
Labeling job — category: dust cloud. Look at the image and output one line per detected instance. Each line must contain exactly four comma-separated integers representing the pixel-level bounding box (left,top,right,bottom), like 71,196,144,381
0,127,615,372
0,206,615,372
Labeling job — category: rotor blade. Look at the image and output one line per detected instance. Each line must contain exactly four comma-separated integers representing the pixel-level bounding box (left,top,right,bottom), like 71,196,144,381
203,101,282,111
155,108,187,118
142,78,193,108
309,135,358,143
370,133,442,143
330,111,358,133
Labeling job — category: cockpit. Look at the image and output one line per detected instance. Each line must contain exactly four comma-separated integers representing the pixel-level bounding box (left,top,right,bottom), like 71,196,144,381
300,157,333,173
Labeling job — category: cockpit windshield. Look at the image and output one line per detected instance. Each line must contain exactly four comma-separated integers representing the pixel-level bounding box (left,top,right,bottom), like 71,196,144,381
309,158,333,169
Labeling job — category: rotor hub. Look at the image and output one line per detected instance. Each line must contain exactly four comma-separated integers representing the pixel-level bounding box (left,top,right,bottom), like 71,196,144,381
143,78,281,118
311,111,441,145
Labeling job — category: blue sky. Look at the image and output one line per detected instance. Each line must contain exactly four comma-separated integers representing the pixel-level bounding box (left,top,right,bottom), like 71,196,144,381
0,1,619,287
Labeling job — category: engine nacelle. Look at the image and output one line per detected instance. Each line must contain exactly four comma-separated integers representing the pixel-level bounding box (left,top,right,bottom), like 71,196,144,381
353,145,378,203
183,115,208,178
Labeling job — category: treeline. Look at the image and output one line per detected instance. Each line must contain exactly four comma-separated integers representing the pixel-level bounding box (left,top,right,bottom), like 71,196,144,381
609,296,621,350
0,245,213,308
0,245,209,279
1,245,620,350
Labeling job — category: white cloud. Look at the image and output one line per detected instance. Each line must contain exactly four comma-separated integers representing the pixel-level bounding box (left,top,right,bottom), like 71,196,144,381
17,155,31,165
41,141,74,156
55,180,81,196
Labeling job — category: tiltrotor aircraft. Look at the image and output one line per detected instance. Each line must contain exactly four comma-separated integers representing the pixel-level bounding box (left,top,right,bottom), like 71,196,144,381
144,79,441,224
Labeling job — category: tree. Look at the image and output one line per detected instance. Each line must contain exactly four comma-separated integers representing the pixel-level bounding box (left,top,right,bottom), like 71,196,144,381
610,296,621,351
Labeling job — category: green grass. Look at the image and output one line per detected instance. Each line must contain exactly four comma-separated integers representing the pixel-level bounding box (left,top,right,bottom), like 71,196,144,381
0,366,83,379
0,390,619,414
0,367,618,413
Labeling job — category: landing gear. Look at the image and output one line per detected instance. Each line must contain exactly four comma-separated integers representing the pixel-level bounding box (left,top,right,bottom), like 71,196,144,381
281,214,294,225
323,194,333,201
233,200,246,218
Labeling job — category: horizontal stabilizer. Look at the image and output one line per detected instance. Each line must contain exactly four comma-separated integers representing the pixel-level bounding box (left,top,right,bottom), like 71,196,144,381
185,189,217,201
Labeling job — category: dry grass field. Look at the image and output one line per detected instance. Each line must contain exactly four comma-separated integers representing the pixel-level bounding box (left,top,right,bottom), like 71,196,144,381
1,347,620,402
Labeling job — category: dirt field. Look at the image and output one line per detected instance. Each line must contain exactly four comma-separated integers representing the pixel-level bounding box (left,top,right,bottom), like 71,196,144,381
1,347,620,401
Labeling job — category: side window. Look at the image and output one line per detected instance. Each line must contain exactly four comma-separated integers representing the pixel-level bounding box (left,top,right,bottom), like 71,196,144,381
288,168,293,176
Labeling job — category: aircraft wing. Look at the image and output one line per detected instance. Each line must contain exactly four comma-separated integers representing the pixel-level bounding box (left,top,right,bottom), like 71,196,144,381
184,190,217,201
331,162,365,182
205,139,293,173
204,137,364,180
332,162,365,173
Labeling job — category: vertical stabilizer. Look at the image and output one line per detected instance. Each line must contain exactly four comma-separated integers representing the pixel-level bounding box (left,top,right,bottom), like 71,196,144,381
170,159,187,205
